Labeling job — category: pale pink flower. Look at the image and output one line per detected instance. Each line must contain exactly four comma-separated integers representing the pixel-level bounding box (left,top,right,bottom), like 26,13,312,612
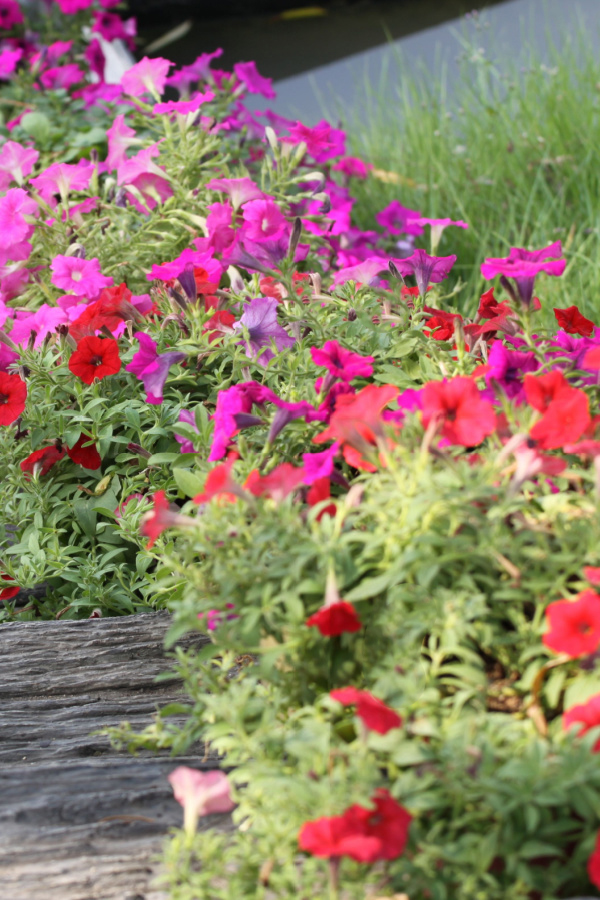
147,247,222,283
50,256,112,299
120,56,172,99
29,160,93,203
0,141,39,187
168,767,234,835
206,176,263,211
105,114,136,170
241,197,286,241
116,145,173,214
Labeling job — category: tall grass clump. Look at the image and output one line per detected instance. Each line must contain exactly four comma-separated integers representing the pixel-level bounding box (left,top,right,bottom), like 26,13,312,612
344,17,600,316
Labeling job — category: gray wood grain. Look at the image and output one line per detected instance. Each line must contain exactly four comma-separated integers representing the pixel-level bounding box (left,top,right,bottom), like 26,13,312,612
0,612,228,900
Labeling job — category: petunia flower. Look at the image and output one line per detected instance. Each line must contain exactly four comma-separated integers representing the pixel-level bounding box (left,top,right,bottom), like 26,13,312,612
376,200,423,236
298,789,411,863
332,256,387,287
40,64,85,91
0,48,23,80
588,831,600,888
66,434,101,470
421,377,496,447
0,0,23,28
543,590,600,657
584,567,600,586
69,335,121,384
125,332,186,405
105,114,137,170
166,49,223,94
140,491,196,548
244,463,306,503
205,176,263,211
168,767,234,837
9,304,69,349
481,241,566,306
153,90,215,117
0,572,20,601
529,383,590,450
29,160,94,205
0,188,37,248
120,56,172,98
0,371,26,425
563,693,600,752
20,444,65,477
116,145,173,214
193,459,247,505
50,255,112,299
332,156,372,179
209,381,277,461
233,296,295,364
330,687,402,735
311,340,374,385
485,341,539,401
554,305,595,337
302,443,340,484
391,249,457,297
174,409,199,454
241,197,287,241
233,60,275,98
0,141,39,188
147,247,222,284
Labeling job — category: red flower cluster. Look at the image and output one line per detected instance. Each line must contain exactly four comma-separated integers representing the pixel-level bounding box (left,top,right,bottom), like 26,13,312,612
20,444,66,477
543,590,600,657
563,693,600,752
69,335,121,384
298,788,411,863
69,283,141,341
330,686,402,734
314,383,398,471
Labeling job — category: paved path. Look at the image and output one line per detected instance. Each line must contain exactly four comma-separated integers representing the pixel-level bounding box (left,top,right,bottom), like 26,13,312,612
0,613,228,900
250,0,600,123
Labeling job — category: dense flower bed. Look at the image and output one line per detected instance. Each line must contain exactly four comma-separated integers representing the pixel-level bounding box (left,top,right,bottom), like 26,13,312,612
4,2,600,898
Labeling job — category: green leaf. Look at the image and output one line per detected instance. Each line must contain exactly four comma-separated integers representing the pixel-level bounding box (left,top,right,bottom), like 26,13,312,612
173,468,204,498
20,112,51,144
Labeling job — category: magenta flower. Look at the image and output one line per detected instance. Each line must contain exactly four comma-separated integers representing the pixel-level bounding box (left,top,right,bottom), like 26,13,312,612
0,141,39,188
105,114,136,170
147,247,222,284
332,156,372,179
485,341,539,401
0,48,23,80
9,304,69,349
50,256,112,299
311,341,374,383
481,241,566,306
332,256,387,287
125,332,187,405
392,249,457,296
287,120,336,158
302,442,340,484
209,381,277,461
168,767,234,836
0,188,37,247
29,160,93,203
165,49,224,95
0,342,19,371
40,64,85,91
55,0,94,11
153,90,215,116
267,398,314,443
206,176,263,211
174,409,199,454
84,38,106,80
376,200,423,236
407,216,468,249
116,145,173,213
233,60,275,98
120,56,172,98
92,11,137,49
241,197,287,241
0,0,24,28
233,297,295,365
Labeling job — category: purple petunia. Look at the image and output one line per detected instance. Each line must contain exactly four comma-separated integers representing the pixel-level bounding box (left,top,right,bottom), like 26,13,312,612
391,249,457,297
126,332,186,405
481,241,566,306
233,297,295,364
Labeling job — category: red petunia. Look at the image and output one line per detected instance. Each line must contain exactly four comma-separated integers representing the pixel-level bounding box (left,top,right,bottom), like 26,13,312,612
421,376,496,447
244,463,305,503
69,283,140,342
69,335,122,384
529,385,590,450
140,491,184,549
298,788,411,863
330,686,402,735
306,600,362,636
588,830,600,888
584,567,600,586
554,305,595,337
524,370,570,413
563,693,600,752
193,460,241,505
20,444,66,477
0,371,26,426
543,590,600,657
203,309,235,343
66,434,101,470
307,476,336,520
0,573,20,601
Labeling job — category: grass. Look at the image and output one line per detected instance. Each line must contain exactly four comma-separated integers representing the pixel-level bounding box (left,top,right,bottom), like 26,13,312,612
339,13,600,319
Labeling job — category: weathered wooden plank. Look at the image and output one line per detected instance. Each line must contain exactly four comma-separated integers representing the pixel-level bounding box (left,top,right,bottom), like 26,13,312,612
0,612,228,900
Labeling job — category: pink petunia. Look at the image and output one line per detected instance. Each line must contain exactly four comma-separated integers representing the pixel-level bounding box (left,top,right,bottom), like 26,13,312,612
0,48,22,80
0,141,39,188
168,767,234,836
29,160,93,203
233,60,275,98
241,197,287,242
39,64,85,91
153,90,215,116
50,256,112,299
0,188,37,247
205,176,263,211
120,56,172,98
105,114,136,170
